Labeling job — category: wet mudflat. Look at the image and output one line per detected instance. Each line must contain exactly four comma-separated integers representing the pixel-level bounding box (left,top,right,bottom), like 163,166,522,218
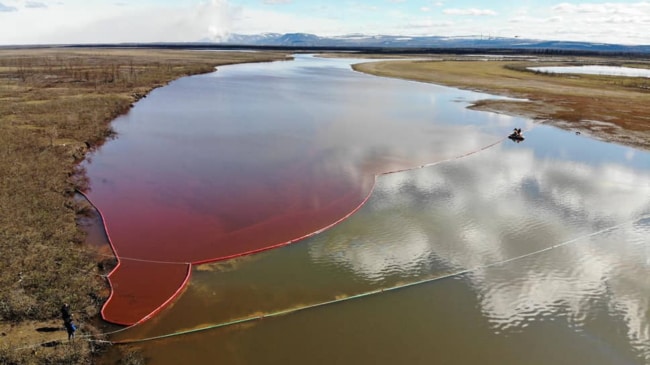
85,55,650,364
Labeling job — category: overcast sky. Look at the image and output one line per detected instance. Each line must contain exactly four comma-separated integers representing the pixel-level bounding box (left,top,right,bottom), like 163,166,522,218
1,0,649,45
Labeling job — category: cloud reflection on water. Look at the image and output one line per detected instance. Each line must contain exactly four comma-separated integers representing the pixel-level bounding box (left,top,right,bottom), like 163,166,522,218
309,130,650,359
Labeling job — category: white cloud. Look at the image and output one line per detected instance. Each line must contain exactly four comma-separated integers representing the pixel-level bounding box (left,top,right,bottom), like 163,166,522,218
552,2,650,15
401,17,455,31
444,8,497,16
1,0,237,44
349,3,379,12
230,7,350,36
492,2,650,45
1,0,649,45
263,0,292,4
25,1,47,8
0,2,17,11
548,2,650,29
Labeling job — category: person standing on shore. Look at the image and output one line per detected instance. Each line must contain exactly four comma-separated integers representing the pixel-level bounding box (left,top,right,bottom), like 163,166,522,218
61,303,71,323
61,303,76,341
64,315,77,341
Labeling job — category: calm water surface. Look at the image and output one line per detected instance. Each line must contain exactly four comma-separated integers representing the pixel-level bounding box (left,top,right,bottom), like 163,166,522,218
528,65,650,78
86,55,650,364
85,55,520,324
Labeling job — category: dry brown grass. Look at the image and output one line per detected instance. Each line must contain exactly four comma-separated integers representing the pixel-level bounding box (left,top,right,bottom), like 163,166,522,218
0,47,290,364
353,57,650,150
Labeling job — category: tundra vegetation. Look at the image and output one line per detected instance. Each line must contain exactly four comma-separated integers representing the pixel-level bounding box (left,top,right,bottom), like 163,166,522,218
0,48,289,364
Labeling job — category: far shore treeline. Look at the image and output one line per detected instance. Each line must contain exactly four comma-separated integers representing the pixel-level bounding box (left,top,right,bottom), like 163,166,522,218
4,43,650,58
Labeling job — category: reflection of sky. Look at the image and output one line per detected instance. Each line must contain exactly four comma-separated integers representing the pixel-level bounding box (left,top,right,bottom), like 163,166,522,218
85,54,543,324
101,56,649,362
85,54,648,353
520,125,650,169
85,53,532,259
476,224,650,361
312,127,649,276
528,65,650,78
309,125,650,359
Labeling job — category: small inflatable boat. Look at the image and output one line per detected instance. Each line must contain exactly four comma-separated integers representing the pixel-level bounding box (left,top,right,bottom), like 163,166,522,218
508,133,525,141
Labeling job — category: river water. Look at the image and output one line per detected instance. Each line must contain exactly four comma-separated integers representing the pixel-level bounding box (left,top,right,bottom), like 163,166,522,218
528,65,650,78
84,55,650,364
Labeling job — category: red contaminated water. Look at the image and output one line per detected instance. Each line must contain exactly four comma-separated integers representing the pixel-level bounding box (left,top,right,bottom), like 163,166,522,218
83,57,509,325
87,129,497,325
87,153,376,325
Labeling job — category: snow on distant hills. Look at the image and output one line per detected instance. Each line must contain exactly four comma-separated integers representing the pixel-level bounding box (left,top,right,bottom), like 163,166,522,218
212,32,650,54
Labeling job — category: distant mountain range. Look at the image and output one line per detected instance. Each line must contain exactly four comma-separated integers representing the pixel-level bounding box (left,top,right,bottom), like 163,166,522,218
211,33,650,55
30,32,648,55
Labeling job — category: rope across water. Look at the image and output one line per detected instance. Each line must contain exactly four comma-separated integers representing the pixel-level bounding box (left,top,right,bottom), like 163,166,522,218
76,133,512,268
11,127,649,349
114,213,649,344
12,212,647,350
74,132,517,327
9,132,523,350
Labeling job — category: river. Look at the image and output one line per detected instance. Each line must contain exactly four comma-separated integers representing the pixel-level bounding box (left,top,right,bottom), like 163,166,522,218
84,55,650,364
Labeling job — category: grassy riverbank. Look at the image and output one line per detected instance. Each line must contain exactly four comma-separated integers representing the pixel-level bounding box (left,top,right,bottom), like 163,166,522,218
353,56,650,151
0,48,289,364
